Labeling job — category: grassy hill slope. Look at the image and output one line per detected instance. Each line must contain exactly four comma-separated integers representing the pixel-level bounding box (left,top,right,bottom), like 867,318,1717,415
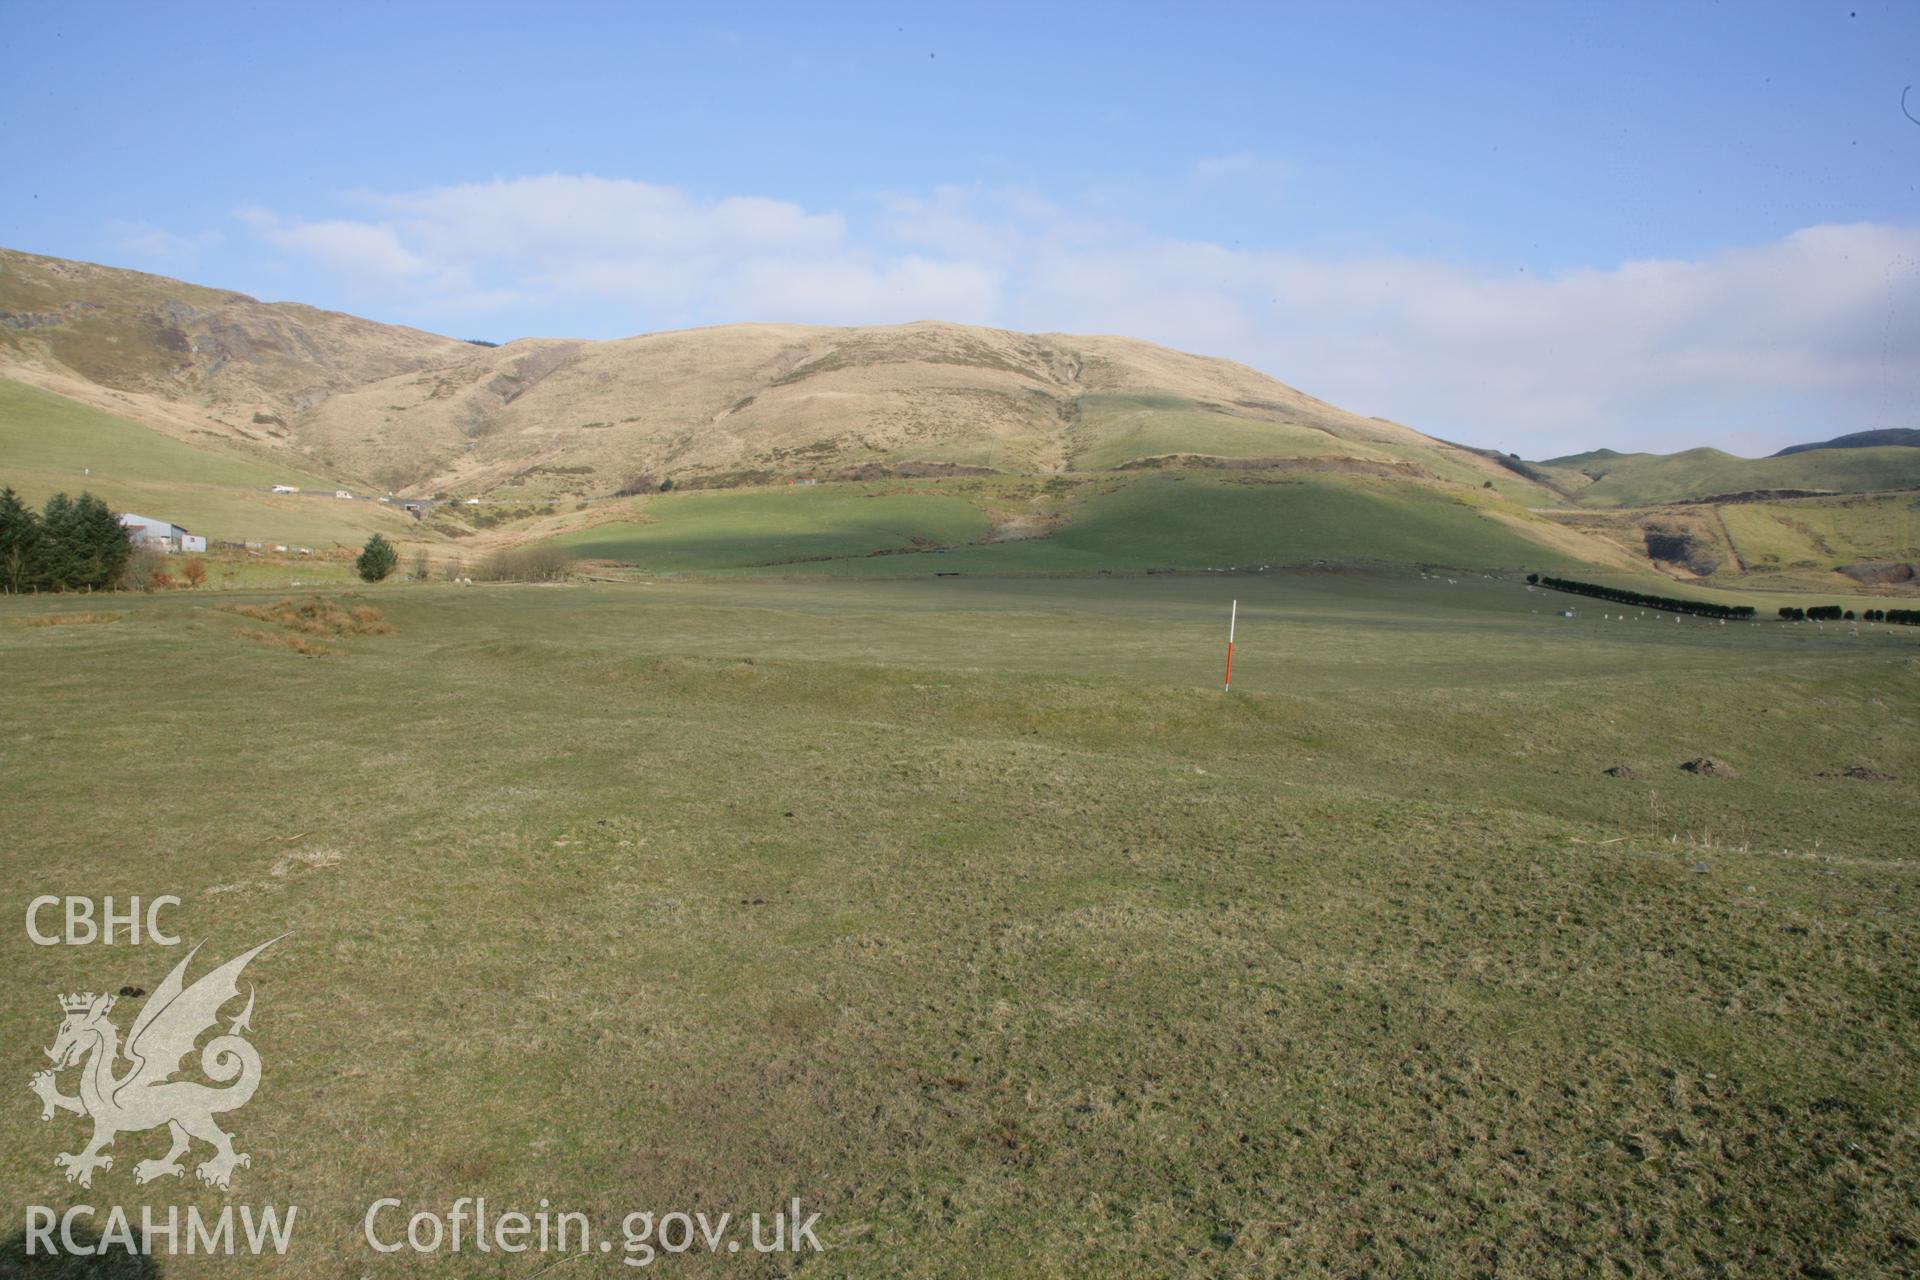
1536,445,1920,507
554,487,994,570
1716,493,1920,573
543,472,1616,577
7,248,1907,594
1,247,1564,512
0,378,426,547
0,246,471,464
299,319,1555,504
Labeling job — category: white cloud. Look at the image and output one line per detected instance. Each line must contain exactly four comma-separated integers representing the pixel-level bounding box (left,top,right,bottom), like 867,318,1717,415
106,220,222,266
239,206,427,282
366,176,843,263
721,255,1002,326
1190,223,1920,456
1188,152,1290,188
236,174,1920,455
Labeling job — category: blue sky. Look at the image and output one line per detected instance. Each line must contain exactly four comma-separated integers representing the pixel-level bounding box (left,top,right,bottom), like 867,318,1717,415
3,0,1916,457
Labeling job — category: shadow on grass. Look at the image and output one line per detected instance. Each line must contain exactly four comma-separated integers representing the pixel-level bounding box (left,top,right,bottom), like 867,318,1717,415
1,1224,163,1277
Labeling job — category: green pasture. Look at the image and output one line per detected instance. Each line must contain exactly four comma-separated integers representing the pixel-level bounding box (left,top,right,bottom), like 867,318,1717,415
1718,492,1920,573
2,570,1916,1276
551,473,1593,579
550,487,993,569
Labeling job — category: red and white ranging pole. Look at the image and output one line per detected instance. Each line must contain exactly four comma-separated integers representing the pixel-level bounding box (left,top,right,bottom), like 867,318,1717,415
1223,599,1237,692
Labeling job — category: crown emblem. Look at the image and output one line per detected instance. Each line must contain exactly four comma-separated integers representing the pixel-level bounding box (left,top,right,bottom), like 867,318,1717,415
58,992,100,1014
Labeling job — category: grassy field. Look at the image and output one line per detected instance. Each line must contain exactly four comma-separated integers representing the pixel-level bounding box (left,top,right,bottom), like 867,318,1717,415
1717,493,1920,575
2,570,1917,1276
550,487,994,569
955,474,1582,574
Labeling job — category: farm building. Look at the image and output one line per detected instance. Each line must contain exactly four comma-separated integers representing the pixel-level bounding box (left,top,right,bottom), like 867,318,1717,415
119,513,206,553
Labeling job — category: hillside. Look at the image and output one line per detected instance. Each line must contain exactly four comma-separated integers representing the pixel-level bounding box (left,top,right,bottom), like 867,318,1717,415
293,320,1554,503
537,471,1613,577
0,246,470,457
0,379,425,548
0,248,1552,501
1,246,1904,588
1534,444,1920,507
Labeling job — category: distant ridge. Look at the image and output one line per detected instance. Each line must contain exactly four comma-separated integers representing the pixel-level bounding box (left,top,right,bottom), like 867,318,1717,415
1538,447,1633,468
1772,428,1920,457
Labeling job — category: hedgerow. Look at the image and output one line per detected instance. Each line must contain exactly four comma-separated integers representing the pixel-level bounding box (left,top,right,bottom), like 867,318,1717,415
1526,573,1756,620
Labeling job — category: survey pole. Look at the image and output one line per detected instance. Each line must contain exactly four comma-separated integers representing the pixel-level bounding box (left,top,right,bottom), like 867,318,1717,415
1223,599,1237,692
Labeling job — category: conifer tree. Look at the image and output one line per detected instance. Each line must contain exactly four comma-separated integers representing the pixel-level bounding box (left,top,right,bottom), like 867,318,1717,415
356,533,399,583
0,487,38,593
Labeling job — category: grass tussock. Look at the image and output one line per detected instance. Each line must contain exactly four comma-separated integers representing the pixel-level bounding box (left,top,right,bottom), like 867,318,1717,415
6,611,125,628
220,596,394,637
233,626,344,657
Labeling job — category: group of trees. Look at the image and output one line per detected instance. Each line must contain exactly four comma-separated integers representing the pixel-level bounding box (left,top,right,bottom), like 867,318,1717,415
120,548,206,592
1526,573,1757,620
0,488,133,592
1781,605,1920,625
472,545,573,582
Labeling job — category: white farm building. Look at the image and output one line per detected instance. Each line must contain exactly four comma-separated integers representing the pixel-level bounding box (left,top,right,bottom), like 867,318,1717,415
119,513,206,554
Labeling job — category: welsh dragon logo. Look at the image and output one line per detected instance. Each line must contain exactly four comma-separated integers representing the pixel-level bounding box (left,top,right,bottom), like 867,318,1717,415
29,936,283,1191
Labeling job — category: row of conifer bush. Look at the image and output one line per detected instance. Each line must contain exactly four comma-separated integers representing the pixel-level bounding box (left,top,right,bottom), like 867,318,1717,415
1525,573,1756,619
1779,605,1920,624
1525,571,1916,627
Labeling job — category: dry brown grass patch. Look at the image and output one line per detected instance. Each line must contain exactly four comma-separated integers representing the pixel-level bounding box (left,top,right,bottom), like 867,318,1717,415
270,846,346,877
7,611,125,628
234,626,345,657
220,596,394,637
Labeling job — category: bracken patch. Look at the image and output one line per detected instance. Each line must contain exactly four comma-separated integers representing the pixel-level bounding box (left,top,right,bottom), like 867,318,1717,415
220,596,393,638
234,626,345,657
